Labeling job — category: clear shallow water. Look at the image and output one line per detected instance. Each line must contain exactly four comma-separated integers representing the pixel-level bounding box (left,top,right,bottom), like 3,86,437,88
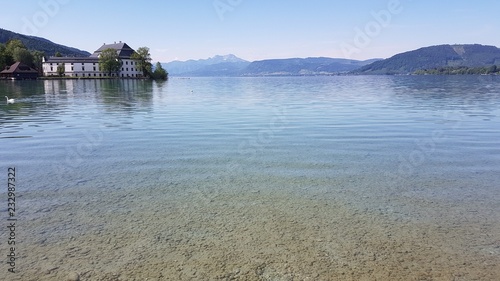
1,76,500,279
2,77,499,197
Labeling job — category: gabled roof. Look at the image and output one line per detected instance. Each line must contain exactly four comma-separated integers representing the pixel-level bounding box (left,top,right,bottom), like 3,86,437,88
1,62,38,74
90,42,135,59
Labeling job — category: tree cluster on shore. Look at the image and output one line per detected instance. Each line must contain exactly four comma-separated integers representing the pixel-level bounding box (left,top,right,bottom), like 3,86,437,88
414,65,499,75
99,46,168,80
1,39,167,80
0,39,44,74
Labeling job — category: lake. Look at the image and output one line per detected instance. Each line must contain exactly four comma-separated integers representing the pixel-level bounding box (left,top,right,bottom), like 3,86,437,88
1,76,499,280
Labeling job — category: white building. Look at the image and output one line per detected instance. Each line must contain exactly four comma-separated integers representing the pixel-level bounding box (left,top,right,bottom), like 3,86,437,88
42,42,142,78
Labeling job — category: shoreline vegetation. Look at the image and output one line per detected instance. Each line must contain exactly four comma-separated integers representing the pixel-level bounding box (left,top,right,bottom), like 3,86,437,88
413,65,500,75
0,39,168,81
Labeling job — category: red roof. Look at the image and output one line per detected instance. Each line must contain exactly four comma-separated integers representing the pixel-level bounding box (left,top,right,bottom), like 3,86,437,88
1,62,38,74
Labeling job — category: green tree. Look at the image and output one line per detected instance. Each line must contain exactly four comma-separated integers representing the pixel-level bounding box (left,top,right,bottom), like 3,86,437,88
131,47,152,77
4,39,25,66
57,63,65,76
55,51,62,57
13,47,34,65
5,39,25,54
98,48,122,77
152,62,168,80
31,50,45,74
0,43,7,70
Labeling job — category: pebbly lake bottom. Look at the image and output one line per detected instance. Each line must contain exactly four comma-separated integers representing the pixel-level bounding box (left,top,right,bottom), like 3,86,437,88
1,76,500,280
11,168,500,281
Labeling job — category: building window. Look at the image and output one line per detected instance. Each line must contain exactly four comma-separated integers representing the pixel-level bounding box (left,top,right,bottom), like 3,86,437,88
71,63,74,66
75,74,78,77
126,68,128,71
50,67,53,71
82,67,85,71
93,67,96,71
93,63,96,65
82,63,84,65
122,68,124,71
94,73,96,77
71,67,74,71
125,61,128,65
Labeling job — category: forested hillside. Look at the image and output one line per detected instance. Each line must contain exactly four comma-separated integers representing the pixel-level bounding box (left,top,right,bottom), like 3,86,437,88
0,28,90,57
355,44,500,74
0,28,91,73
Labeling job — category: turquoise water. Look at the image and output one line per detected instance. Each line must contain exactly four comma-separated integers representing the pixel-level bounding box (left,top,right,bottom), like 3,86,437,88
1,76,500,279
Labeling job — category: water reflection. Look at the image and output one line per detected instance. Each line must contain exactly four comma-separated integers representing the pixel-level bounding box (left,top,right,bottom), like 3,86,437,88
0,79,167,138
98,79,156,114
42,79,160,109
386,76,500,121
389,75,500,105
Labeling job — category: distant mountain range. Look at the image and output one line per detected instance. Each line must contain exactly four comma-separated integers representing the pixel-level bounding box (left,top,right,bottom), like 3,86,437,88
355,44,500,75
163,56,380,76
163,54,250,76
0,28,90,57
165,44,500,77
242,58,380,76
2,28,499,76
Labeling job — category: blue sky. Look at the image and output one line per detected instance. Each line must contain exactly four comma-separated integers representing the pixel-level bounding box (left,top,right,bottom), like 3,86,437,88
1,0,499,62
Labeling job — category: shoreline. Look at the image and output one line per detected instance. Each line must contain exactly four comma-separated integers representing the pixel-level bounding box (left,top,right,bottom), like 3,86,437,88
6,180,499,280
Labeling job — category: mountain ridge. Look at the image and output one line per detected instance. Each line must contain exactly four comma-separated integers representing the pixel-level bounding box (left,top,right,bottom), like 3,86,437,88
0,28,90,57
3,28,499,76
163,56,381,77
163,54,249,75
241,57,380,76
355,44,500,75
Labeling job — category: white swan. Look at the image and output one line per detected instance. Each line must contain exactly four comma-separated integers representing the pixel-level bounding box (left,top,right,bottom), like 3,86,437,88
5,96,15,103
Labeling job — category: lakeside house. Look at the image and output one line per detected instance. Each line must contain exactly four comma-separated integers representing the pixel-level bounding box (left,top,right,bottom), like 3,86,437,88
0,62,39,80
42,42,142,78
